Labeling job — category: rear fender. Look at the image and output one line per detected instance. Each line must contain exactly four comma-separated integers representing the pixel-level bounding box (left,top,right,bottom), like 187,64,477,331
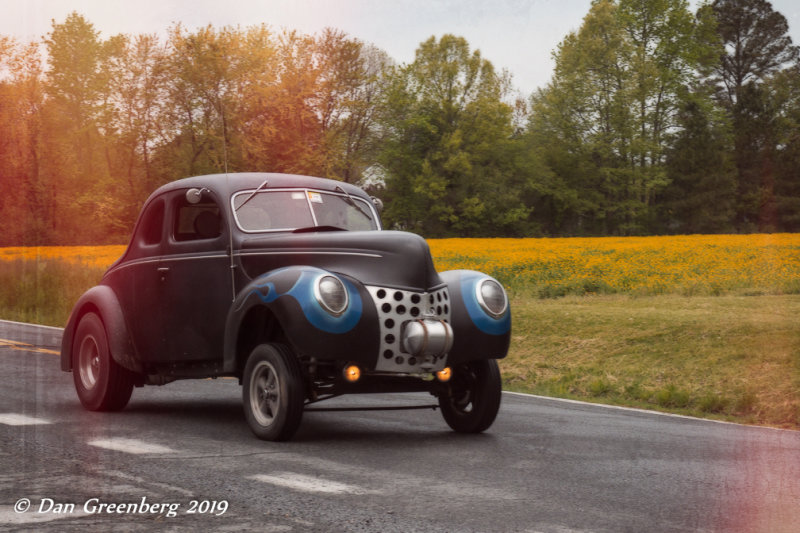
61,285,142,374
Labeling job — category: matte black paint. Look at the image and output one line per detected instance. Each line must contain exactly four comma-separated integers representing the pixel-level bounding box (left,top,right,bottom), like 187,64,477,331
238,230,441,291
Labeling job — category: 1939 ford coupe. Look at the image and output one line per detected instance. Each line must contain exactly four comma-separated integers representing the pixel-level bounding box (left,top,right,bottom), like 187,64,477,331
61,173,510,440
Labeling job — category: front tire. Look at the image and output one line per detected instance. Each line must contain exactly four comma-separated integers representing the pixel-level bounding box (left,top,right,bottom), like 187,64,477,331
439,359,502,433
242,343,305,441
72,312,135,411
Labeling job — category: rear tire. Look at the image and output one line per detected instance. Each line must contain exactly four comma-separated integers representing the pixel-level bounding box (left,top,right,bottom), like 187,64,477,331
242,343,305,441
439,359,502,433
72,312,134,411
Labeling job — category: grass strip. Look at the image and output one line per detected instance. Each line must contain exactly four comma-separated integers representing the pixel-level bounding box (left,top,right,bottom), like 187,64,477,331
503,294,800,429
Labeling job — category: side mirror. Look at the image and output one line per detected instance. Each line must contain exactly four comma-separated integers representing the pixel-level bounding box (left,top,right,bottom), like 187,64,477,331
371,196,384,213
186,188,206,204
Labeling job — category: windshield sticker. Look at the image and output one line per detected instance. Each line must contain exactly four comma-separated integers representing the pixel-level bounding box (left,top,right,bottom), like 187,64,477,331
308,191,323,203
291,192,305,200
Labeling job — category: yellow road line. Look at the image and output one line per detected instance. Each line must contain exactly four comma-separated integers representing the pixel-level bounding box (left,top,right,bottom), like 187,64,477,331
0,337,60,355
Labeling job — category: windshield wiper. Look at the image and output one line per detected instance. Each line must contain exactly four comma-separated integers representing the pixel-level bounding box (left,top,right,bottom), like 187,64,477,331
292,225,347,233
335,185,371,220
235,179,269,212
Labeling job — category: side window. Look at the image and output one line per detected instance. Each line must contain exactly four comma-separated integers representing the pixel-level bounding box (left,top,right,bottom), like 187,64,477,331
137,198,165,246
173,196,222,242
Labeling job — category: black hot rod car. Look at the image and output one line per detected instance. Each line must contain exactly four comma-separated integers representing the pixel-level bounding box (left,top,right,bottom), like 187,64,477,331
61,173,510,440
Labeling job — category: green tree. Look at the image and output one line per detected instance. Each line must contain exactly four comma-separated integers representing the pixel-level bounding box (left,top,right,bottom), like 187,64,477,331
660,97,737,233
379,34,530,236
529,0,632,234
712,0,798,104
769,65,800,231
710,0,799,230
528,0,720,235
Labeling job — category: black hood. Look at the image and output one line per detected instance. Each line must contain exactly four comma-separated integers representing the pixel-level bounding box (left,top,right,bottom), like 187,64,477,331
237,230,443,291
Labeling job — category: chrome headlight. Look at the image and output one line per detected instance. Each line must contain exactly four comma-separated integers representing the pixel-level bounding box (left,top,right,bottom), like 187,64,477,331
476,278,508,318
314,275,349,316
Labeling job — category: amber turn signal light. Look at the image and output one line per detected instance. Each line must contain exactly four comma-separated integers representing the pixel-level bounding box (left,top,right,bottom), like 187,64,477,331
436,367,452,382
343,364,361,383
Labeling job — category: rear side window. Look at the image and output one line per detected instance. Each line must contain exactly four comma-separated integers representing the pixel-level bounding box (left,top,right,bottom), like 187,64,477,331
137,199,164,246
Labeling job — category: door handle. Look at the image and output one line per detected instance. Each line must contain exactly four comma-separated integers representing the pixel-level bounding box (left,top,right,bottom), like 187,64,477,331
158,267,170,280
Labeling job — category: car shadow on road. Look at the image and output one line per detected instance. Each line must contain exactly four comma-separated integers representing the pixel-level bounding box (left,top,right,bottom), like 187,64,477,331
56,392,501,445
293,412,500,445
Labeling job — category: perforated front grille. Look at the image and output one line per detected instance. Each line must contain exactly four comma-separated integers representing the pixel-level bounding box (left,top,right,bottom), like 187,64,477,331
366,285,451,373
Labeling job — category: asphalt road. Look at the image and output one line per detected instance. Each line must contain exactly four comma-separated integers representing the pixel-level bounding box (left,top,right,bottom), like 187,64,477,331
1,319,798,533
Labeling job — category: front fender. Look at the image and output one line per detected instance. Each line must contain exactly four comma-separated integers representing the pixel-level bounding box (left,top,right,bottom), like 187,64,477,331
440,270,511,364
224,266,379,372
60,285,142,374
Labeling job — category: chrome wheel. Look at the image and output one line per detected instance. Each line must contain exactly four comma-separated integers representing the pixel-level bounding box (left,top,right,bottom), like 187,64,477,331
250,360,281,427
451,388,475,414
78,334,101,390
71,312,135,412
242,343,305,441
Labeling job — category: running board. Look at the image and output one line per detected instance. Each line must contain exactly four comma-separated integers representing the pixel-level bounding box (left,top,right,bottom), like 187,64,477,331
304,404,439,413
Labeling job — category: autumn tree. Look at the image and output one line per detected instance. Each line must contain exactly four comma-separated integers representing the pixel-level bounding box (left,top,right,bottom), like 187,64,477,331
44,12,106,174
42,12,117,242
162,24,276,178
241,28,389,181
2,15,398,244
104,35,168,196
241,29,324,174
0,38,46,244
313,29,391,184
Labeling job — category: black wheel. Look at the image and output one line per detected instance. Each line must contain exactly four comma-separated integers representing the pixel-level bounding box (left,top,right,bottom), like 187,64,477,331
242,343,305,441
72,312,134,411
438,359,502,433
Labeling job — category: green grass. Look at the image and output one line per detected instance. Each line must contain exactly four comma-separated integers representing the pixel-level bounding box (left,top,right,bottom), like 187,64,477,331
0,258,106,327
501,294,800,429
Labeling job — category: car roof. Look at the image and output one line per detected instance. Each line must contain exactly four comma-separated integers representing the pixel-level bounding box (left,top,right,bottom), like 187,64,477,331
148,173,370,203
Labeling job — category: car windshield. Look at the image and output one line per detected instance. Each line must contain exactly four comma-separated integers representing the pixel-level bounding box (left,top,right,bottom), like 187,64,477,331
232,189,379,232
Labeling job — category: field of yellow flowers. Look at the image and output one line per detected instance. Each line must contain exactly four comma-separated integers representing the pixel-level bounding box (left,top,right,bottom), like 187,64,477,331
1,234,799,299
0,245,127,270
429,234,800,297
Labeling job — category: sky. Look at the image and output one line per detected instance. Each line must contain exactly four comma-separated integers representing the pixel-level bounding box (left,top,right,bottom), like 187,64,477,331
1,0,799,96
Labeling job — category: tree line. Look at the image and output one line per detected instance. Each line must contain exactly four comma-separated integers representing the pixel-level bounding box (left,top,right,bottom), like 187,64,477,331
0,0,798,244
